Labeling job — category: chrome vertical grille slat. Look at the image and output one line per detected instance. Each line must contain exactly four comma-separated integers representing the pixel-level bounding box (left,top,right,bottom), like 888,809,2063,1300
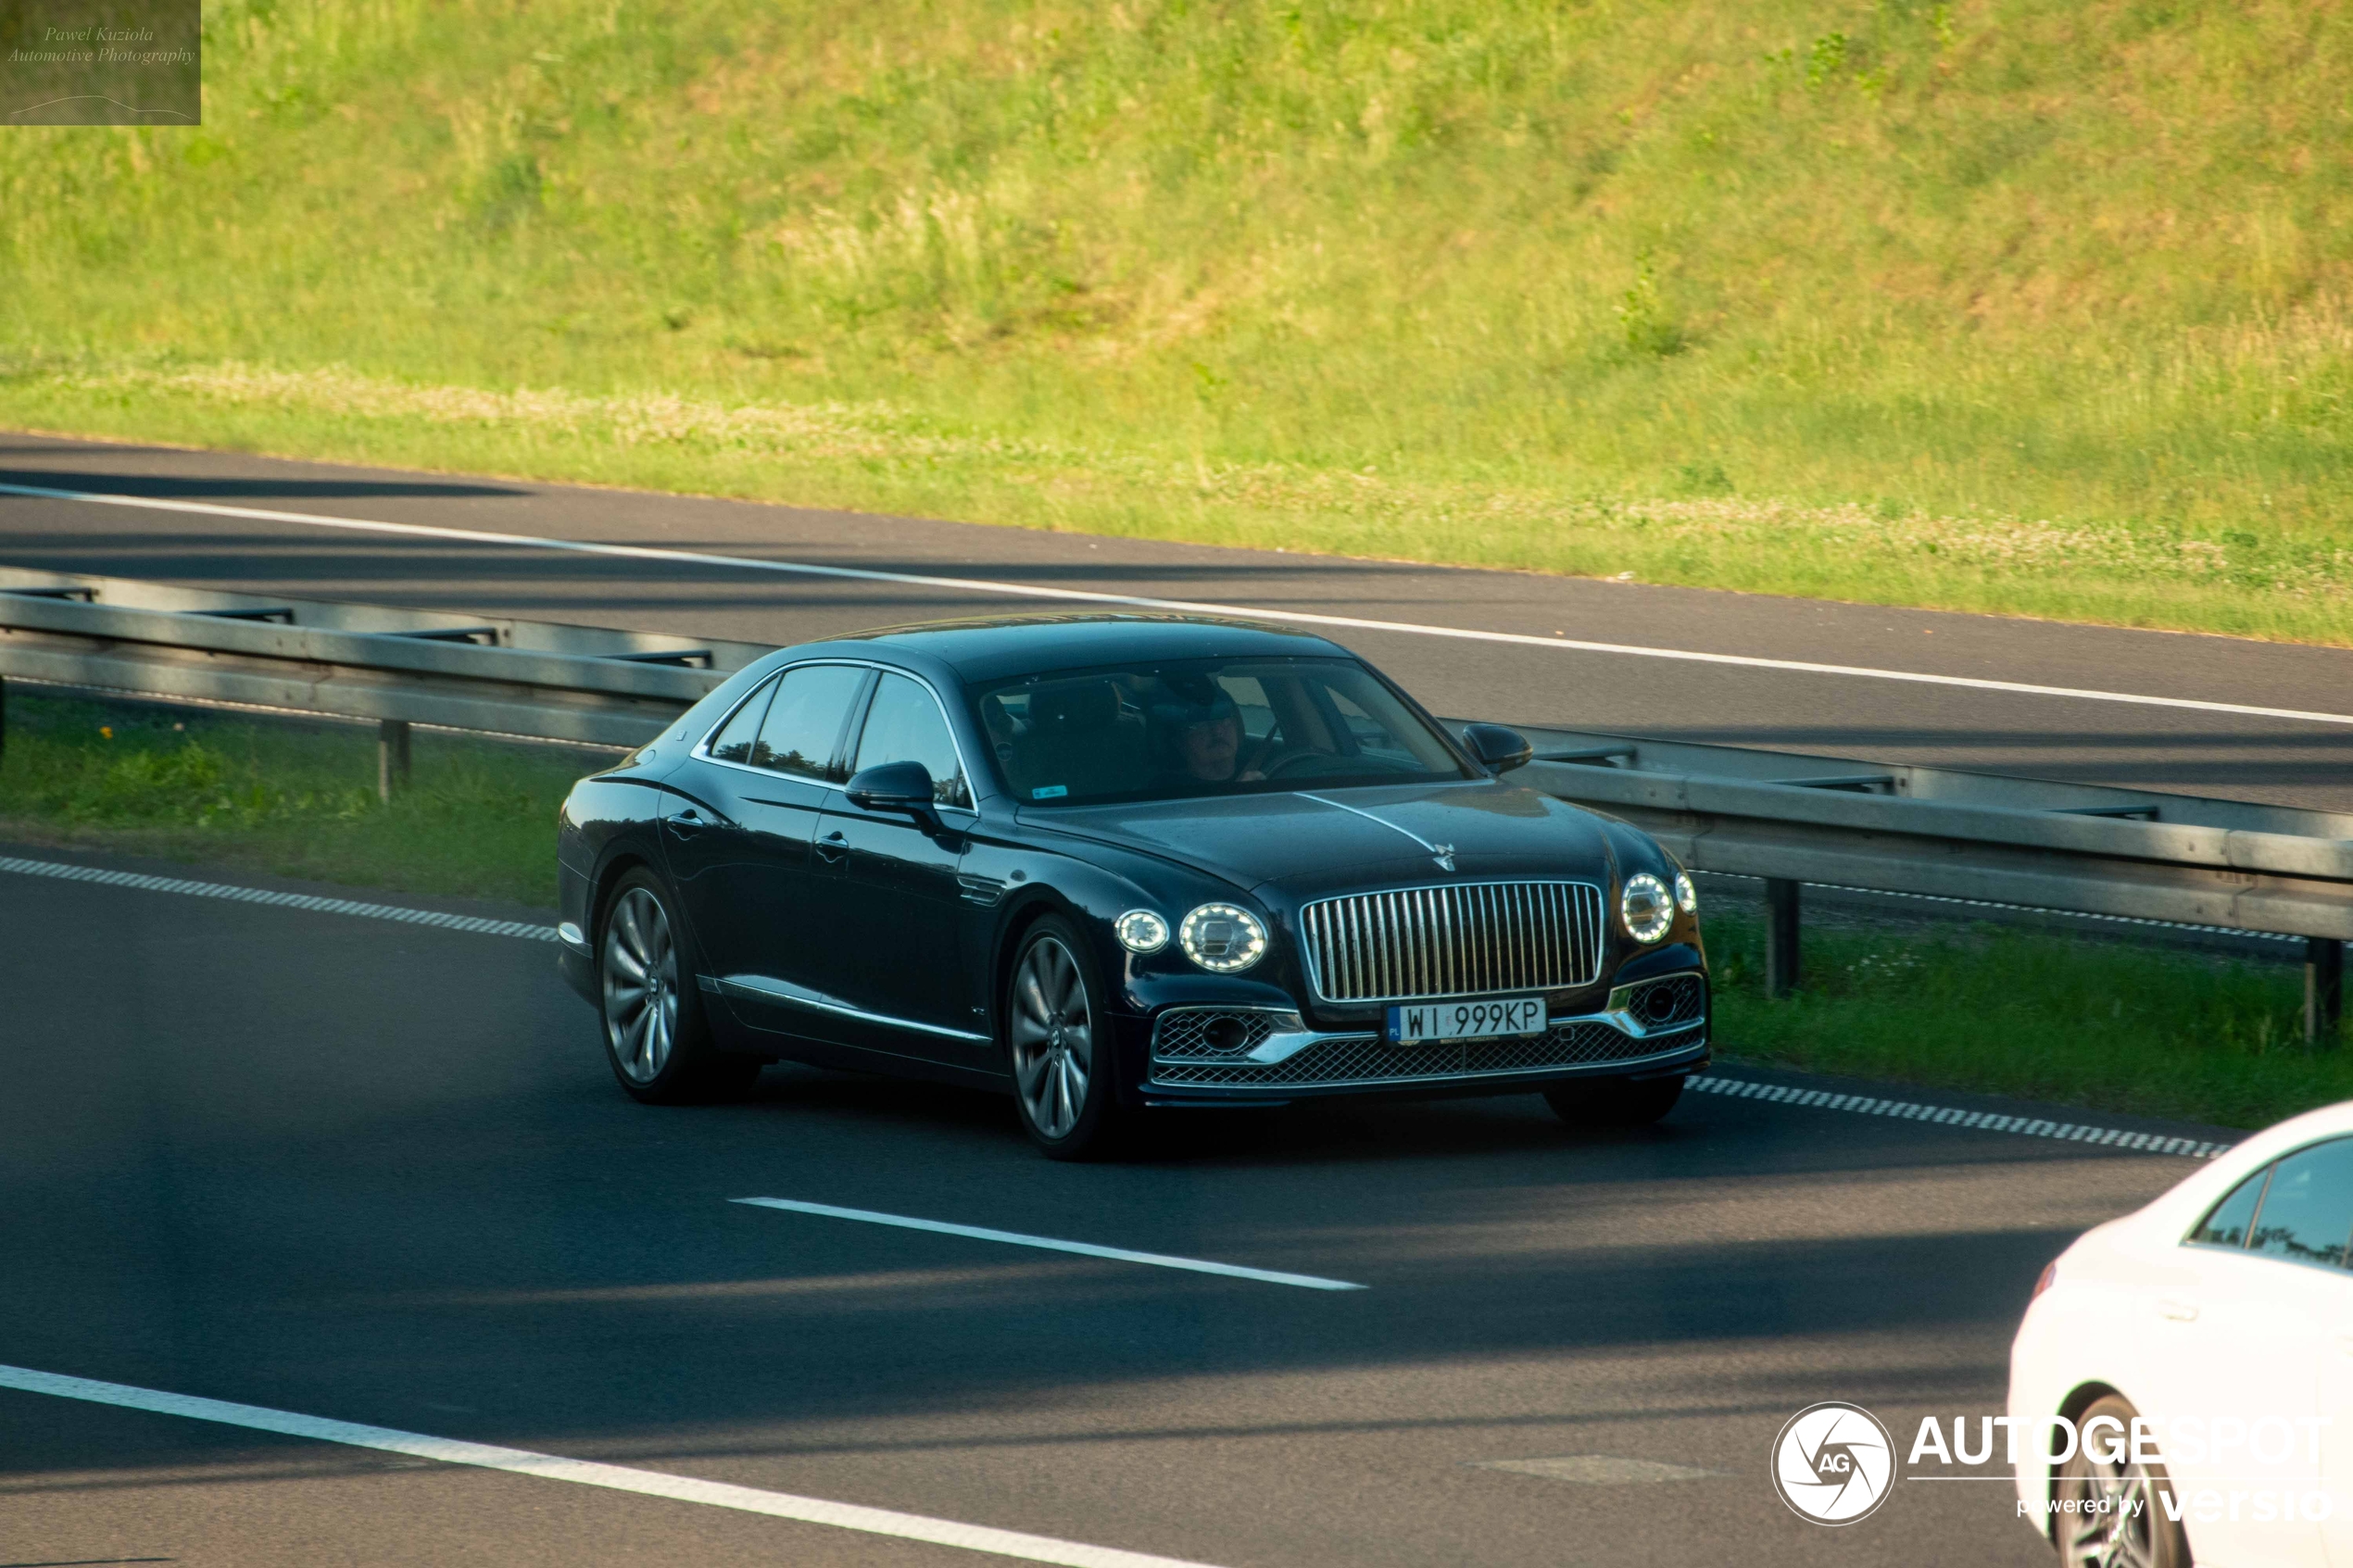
1298,881,1604,1003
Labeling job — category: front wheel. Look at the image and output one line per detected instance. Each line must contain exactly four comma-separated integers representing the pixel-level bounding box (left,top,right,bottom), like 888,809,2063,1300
1006,917,1126,1160
598,870,760,1104
2050,1395,2189,1568
1544,1074,1684,1128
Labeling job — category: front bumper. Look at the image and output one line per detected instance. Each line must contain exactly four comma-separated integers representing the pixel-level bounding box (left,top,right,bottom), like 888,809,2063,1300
1133,970,1709,1104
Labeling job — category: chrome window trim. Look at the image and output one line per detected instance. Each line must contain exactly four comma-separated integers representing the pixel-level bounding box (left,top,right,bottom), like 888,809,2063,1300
1295,879,1607,1005
718,972,990,1044
688,659,980,808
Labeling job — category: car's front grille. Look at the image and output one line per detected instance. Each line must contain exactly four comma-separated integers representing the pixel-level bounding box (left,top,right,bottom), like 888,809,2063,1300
1298,881,1604,1003
1149,1017,1699,1089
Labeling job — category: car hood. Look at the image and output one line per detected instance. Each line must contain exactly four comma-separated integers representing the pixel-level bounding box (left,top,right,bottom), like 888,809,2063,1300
1020,780,1621,897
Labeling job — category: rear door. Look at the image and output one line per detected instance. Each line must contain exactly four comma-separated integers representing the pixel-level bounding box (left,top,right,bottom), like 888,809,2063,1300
805,670,984,1059
662,662,872,1043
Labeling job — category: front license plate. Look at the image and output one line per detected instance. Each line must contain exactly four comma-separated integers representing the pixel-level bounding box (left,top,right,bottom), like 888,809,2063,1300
1385,997,1547,1045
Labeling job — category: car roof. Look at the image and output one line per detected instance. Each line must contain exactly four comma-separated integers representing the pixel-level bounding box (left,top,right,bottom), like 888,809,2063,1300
797,613,1353,683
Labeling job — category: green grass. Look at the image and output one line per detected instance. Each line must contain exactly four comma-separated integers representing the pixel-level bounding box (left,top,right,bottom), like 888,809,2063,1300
0,693,589,905
5,0,2353,643
1708,911,2340,1130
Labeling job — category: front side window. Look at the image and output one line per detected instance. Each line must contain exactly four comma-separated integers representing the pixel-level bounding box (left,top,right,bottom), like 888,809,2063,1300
747,663,868,781
971,656,1471,808
851,672,971,808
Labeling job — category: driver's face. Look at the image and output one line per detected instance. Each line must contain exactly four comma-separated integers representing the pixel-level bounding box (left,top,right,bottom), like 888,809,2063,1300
1180,715,1240,780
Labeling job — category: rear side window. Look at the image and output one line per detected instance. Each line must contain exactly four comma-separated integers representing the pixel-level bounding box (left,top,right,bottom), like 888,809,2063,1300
2188,1166,2270,1248
2249,1138,2353,1270
704,678,778,765
751,664,869,781
851,672,971,808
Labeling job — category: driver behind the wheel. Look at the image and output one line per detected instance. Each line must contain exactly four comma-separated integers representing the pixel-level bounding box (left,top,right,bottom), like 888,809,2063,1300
1151,682,1265,786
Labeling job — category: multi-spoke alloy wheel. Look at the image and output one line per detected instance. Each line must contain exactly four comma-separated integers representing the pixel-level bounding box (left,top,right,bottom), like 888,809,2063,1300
1006,920,1121,1157
2051,1396,2188,1568
1012,934,1092,1137
602,884,678,1085
593,870,759,1103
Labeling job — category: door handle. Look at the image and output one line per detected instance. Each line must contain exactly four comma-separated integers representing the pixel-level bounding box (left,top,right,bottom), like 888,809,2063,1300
815,829,849,864
666,808,709,837
2156,1298,2200,1323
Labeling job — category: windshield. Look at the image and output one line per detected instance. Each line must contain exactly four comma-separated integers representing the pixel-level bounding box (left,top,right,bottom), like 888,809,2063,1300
969,656,1474,807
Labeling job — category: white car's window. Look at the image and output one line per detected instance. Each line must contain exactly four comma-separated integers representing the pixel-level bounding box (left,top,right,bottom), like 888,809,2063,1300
2248,1138,2353,1271
2188,1165,2270,1248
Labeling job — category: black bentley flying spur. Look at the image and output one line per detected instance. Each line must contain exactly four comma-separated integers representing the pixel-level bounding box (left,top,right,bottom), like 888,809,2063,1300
555,615,1709,1158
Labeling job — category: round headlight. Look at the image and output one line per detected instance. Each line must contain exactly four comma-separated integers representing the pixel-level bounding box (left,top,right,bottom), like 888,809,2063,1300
1621,873,1674,944
1178,903,1268,973
1674,871,1697,913
1114,909,1169,954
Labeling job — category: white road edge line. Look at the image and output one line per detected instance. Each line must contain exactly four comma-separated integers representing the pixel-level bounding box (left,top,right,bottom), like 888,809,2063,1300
732,1198,1367,1291
0,1363,1228,1568
0,854,555,941
1684,1075,2235,1160
6,481,2350,729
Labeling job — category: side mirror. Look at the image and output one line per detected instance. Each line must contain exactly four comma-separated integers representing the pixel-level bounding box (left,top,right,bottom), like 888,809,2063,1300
1461,722,1534,773
845,759,942,828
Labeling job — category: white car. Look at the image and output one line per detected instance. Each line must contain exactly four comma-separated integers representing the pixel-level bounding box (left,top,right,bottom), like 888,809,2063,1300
2010,1100,2353,1567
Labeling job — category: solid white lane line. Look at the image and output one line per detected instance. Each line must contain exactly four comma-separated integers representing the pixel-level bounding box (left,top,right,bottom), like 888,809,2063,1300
1687,1075,2234,1160
731,1198,1367,1291
6,481,2350,729
0,1363,1227,1568
0,855,555,940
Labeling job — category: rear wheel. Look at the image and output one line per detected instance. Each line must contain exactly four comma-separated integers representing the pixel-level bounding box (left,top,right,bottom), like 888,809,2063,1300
1544,1074,1685,1128
1006,917,1125,1160
598,870,760,1104
2050,1394,2188,1568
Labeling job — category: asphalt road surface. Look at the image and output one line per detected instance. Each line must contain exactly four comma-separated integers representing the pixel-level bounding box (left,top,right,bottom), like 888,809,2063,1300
0,854,2221,1568
4,432,2352,811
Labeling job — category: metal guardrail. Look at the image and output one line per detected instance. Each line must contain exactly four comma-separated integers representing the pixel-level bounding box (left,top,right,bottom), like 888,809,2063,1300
1448,722,2349,1044
1,567,2340,1041
0,567,771,792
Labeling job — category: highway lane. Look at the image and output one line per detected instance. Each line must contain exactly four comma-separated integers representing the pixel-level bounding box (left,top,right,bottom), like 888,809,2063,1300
4,432,2353,811
0,857,2214,1567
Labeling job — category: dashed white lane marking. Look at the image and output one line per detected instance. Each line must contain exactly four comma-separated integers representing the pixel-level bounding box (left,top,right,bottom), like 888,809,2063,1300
1687,1075,2235,1160
0,1363,1227,1568
0,855,554,941
6,481,2351,729
732,1198,1367,1292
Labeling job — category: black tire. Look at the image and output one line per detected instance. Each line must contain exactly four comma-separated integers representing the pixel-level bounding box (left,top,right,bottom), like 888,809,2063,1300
2050,1394,2190,1568
597,868,761,1104
1004,915,1126,1160
1544,1074,1685,1128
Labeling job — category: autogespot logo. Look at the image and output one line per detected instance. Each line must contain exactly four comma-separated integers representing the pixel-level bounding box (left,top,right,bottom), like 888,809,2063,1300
1772,1401,1897,1524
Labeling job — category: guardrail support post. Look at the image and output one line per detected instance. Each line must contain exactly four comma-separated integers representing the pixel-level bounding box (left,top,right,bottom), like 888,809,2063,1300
2309,939,2345,1047
377,720,411,803
1765,877,1802,998
0,672,7,769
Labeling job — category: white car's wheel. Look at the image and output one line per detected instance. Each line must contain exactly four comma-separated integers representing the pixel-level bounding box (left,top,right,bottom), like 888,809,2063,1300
2050,1394,2189,1568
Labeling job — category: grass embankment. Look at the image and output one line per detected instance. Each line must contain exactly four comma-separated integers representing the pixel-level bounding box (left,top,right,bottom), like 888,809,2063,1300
0,693,585,905
5,1,2353,642
4,693,2336,1128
